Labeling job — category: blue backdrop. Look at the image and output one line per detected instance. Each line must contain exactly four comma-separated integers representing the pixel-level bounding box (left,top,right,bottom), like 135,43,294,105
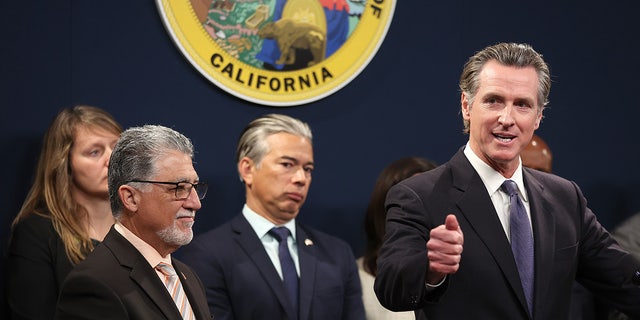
2,1,639,311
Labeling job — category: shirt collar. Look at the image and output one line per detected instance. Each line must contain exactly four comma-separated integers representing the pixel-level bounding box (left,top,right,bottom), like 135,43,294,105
113,222,171,268
463,142,529,202
242,204,297,240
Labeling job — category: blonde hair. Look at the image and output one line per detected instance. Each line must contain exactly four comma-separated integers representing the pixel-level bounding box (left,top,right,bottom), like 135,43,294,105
12,105,122,264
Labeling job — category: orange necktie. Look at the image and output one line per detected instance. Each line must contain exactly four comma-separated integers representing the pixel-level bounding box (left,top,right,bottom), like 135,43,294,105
156,262,196,320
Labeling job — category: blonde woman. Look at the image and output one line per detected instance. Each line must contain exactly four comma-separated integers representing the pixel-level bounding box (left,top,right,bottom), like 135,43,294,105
6,105,122,319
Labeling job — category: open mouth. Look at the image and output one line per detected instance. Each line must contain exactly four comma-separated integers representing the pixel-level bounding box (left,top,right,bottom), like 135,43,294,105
494,133,515,143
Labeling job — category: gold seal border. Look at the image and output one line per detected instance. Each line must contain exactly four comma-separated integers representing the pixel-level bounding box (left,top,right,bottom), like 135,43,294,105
157,0,396,106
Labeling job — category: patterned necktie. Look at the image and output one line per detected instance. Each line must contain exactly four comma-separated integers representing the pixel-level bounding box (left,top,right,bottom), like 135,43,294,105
156,262,195,320
501,180,534,315
268,226,299,315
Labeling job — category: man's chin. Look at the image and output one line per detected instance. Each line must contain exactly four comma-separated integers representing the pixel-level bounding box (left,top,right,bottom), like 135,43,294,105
158,227,193,247
283,207,301,217
179,219,195,229
489,148,520,162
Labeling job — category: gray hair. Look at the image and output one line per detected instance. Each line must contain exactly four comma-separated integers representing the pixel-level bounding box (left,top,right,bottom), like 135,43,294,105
459,42,551,134
108,125,194,218
236,114,312,180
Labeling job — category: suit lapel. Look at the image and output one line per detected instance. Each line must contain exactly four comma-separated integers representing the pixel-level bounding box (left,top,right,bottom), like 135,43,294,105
231,215,297,320
296,225,316,320
523,169,555,318
173,260,209,320
449,150,530,315
104,228,181,319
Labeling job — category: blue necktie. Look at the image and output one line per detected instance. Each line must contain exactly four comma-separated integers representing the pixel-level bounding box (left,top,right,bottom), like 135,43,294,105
501,180,534,315
269,227,299,315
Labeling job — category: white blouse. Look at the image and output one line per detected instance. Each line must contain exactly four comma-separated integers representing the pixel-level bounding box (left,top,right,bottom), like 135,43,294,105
357,257,416,320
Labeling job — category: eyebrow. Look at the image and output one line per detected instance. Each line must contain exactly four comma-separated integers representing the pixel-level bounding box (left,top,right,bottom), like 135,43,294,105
514,97,536,105
173,177,200,183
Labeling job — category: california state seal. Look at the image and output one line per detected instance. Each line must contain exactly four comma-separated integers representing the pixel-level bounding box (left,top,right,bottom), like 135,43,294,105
157,0,396,106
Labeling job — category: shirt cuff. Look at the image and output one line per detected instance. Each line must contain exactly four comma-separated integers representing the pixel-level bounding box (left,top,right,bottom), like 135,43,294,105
425,275,447,291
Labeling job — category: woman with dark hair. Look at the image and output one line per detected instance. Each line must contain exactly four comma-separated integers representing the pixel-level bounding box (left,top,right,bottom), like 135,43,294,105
6,105,122,319
359,157,437,320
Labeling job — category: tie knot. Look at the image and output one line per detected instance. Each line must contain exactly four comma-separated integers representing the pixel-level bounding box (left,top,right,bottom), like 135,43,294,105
269,226,291,242
156,262,177,277
501,179,519,196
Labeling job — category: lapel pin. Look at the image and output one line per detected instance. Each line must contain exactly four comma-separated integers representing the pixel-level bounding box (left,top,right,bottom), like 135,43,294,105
304,239,314,246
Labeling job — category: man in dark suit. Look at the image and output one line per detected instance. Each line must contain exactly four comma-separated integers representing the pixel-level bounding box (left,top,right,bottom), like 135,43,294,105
55,125,212,319
374,43,640,319
179,114,365,320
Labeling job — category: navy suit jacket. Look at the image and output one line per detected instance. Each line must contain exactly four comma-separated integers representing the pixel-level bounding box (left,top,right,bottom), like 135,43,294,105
178,214,365,320
55,227,212,320
374,147,640,320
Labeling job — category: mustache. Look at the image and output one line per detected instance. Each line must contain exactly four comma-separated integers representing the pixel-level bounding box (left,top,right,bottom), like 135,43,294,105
176,210,195,219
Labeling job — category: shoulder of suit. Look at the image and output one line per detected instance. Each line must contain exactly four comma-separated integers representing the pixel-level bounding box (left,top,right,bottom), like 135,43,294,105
391,163,448,194
524,167,574,186
524,168,584,201
12,212,55,233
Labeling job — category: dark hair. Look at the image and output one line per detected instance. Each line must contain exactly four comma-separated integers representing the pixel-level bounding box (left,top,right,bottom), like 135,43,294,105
459,42,551,134
363,157,437,276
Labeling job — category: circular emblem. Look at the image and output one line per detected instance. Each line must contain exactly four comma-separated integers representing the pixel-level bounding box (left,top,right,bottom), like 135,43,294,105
157,0,396,106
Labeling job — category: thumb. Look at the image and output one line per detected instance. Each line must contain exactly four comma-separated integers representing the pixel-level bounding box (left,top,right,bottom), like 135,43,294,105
445,214,459,231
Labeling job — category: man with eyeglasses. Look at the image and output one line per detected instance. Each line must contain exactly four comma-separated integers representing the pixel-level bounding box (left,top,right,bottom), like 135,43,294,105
55,125,212,320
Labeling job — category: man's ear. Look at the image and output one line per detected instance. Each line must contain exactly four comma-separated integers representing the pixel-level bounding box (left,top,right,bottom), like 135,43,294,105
238,157,255,186
119,185,140,212
533,110,543,130
461,92,471,120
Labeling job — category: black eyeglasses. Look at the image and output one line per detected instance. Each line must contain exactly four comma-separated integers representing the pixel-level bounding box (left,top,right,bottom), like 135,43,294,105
127,180,208,200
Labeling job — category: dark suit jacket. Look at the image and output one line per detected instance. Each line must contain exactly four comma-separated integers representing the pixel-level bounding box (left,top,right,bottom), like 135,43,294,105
6,214,76,319
374,148,640,320
54,227,212,320
177,214,365,320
